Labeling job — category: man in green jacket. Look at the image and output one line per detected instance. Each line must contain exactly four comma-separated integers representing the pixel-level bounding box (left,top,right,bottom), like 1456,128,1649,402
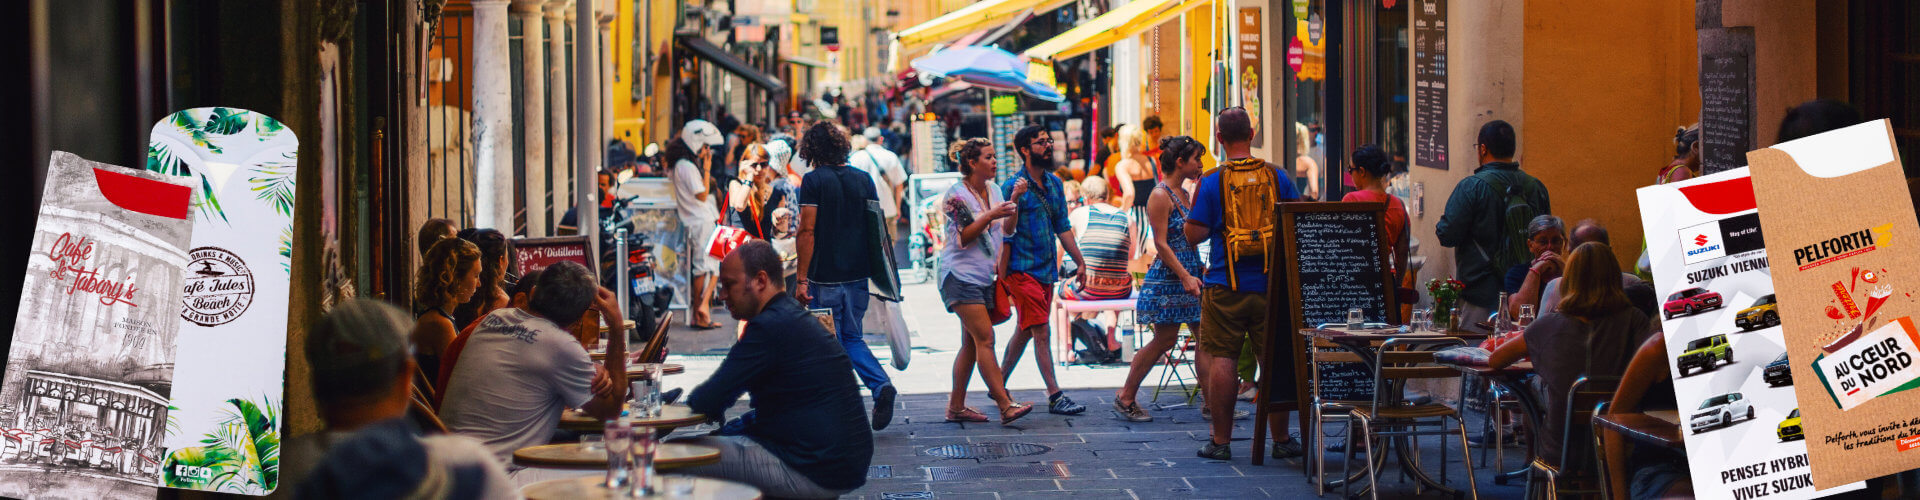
1436,120,1550,332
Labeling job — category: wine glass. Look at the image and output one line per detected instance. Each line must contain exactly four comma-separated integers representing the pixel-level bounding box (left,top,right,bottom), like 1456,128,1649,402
603,420,633,489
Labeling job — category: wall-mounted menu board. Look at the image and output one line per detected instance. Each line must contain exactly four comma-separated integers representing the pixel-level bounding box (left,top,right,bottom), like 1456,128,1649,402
1278,202,1397,402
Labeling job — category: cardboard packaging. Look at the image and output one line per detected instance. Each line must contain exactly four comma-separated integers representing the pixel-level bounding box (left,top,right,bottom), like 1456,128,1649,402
1748,119,1920,488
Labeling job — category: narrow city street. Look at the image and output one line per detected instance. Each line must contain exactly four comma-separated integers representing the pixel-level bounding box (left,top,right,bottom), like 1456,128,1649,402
660,281,1530,499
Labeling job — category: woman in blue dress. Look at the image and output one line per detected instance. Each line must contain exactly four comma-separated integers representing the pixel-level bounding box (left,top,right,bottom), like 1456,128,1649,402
1112,136,1207,422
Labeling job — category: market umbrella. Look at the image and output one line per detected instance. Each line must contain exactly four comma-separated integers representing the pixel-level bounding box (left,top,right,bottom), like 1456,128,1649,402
910,46,1064,102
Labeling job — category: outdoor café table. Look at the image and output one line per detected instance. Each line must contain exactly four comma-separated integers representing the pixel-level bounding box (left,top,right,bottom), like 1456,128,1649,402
1591,410,1683,451
1299,327,1489,497
1438,359,1541,485
513,442,722,469
561,404,708,432
522,475,761,500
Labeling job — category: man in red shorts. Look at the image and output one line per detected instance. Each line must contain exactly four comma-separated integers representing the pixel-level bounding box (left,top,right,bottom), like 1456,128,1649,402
998,124,1091,415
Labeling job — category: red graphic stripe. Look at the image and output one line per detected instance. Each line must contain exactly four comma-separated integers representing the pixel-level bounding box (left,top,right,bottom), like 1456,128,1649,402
1676,176,1758,215
94,167,190,220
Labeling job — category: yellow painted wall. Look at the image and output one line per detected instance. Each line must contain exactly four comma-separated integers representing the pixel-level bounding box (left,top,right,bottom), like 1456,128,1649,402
610,0,673,148
1521,0,1699,267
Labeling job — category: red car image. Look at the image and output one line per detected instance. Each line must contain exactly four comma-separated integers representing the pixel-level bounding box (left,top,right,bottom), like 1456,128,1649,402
1664,287,1724,320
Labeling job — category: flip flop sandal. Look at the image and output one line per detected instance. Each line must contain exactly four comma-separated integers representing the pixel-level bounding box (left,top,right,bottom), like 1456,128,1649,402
692,322,723,330
945,407,989,423
999,402,1035,426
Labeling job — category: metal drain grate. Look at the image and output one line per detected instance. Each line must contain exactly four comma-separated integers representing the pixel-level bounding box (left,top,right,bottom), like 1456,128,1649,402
921,442,1053,460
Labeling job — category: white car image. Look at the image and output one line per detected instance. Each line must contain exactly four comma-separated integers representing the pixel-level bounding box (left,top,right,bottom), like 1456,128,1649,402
1691,392,1755,434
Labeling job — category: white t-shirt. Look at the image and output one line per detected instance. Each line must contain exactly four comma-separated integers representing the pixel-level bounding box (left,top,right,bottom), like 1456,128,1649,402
670,158,720,226
850,145,908,218
275,430,519,500
440,308,597,463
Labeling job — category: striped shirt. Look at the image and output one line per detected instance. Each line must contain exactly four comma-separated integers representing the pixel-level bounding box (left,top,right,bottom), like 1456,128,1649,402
1068,204,1134,300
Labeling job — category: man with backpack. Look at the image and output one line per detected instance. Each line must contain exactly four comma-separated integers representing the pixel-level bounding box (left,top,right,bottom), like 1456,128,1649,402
1183,107,1305,460
1436,119,1551,333
999,124,1093,416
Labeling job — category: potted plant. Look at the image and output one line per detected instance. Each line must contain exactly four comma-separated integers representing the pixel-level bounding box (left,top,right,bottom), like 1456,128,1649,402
1426,277,1465,329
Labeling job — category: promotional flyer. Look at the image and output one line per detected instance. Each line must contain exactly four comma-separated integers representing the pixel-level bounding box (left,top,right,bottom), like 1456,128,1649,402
1637,169,1862,499
147,108,297,495
0,152,195,498
1748,120,1920,488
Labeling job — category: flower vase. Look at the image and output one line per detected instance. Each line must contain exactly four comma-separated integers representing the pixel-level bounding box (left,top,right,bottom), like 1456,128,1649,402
1433,299,1454,329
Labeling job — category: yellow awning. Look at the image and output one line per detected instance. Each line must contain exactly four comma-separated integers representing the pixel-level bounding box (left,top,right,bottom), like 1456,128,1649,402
893,0,1075,51
1020,0,1211,63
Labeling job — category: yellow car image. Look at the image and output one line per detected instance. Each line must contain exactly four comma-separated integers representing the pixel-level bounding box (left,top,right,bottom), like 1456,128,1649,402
1736,294,1781,331
1778,408,1803,441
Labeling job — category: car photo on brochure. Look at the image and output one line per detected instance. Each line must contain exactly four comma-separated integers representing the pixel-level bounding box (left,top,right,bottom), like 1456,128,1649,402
1778,408,1804,442
1764,351,1794,387
1664,287,1725,320
1735,293,1782,331
1677,333,1735,377
1691,392,1756,434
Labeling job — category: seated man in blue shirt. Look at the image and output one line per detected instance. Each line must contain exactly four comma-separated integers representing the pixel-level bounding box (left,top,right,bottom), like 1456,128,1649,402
680,240,874,498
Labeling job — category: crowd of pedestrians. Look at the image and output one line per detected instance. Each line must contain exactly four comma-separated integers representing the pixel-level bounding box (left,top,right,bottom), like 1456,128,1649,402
268,95,1877,499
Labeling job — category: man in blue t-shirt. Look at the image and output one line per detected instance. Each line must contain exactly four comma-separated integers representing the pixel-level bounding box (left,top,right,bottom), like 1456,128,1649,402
1184,107,1305,461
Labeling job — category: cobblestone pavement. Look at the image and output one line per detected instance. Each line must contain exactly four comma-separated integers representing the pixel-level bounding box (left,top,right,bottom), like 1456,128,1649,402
658,280,1529,498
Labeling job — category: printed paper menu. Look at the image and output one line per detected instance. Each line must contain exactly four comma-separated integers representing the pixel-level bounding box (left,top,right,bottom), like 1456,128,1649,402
1747,120,1920,487
1637,169,1862,499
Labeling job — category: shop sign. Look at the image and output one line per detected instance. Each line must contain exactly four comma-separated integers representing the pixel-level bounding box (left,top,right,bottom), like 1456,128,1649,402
1287,38,1304,75
1293,0,1308,19
1308,13,1323,45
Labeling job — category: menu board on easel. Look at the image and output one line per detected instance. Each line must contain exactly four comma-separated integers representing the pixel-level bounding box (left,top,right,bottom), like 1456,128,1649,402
1277,202,1398,402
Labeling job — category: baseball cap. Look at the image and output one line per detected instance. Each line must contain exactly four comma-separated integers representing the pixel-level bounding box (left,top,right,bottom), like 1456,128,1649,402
306,299,412,381
763,140,794,175
863,127,883,140
682,120,726,150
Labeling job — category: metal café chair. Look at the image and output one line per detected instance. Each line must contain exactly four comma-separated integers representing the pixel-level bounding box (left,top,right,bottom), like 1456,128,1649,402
1528,375,1620,500
1307,333,1377,494
1345,337,1480,500
1151,326,1200,407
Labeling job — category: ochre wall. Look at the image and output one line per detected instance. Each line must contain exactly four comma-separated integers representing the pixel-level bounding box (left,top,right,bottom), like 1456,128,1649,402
1406,0,1527,304
1522,0,1700,267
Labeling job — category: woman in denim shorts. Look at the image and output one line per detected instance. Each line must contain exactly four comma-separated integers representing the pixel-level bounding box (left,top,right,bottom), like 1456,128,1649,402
938,138,1034,425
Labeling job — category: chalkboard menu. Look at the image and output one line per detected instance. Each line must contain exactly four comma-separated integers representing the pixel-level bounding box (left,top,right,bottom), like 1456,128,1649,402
1412,0,1449,169
1278,202,1397,402
1700,53,1752,174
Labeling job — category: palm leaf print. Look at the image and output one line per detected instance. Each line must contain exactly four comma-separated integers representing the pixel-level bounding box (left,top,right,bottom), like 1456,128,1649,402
253,114,285,140
203,107,250,135
248,162,296,217
279,226,293,273
160,397,281,493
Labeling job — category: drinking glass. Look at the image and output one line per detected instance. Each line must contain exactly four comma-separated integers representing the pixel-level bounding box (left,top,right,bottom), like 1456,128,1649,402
1448,304,1464,332
1347,308,1366,330
630,378,655,419
602,421,632,489
644,364,665,417
1517,304,1537,329
1414,309,1431,332
579,433,604,453
630,426,659,496
664,474,696,496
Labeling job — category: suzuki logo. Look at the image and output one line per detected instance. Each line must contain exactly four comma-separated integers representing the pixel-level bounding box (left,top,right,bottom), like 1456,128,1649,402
1695,234,1710,246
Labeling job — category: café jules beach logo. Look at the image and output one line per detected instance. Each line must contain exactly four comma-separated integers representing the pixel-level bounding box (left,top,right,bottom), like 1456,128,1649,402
181,246,254,326
46,233,143,307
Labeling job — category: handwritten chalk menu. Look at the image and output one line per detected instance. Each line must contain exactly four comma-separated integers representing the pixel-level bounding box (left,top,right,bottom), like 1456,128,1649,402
513,235,594,276
1700,53,1752,174
1279,202,1398,402
1412,0,1448,169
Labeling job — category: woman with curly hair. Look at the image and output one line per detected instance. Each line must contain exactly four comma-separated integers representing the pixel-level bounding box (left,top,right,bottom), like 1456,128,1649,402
451,228,513,331
413,237,483,393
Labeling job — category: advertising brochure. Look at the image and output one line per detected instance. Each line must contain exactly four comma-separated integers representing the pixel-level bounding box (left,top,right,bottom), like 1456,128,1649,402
1747,120,1920,488
1637,168,1862,499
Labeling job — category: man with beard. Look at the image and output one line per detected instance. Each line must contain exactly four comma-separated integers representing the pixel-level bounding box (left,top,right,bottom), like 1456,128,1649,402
998,125,1092,416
